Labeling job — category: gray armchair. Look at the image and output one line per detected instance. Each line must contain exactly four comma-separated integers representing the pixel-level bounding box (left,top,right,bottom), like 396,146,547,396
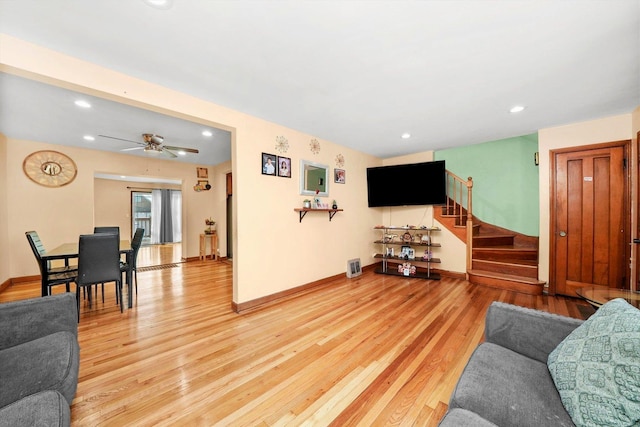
0,293,79,426
439,302,584,427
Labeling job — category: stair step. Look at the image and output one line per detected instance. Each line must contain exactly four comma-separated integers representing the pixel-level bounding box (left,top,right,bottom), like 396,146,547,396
468,269,545,295
473,234,515,247
471,259,538,278
472,247,538,262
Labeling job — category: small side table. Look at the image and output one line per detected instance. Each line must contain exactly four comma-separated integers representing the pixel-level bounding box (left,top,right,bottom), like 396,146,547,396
199,232,218,260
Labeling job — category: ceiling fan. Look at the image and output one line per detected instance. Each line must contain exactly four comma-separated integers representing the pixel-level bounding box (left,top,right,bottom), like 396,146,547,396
98,133,199,158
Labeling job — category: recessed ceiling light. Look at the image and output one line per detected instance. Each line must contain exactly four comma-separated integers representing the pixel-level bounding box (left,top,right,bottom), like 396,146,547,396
510,105,526,113
83,135,95,141
142,0,173,10
401,132,411,139
74,100,91,108
202,130,213,137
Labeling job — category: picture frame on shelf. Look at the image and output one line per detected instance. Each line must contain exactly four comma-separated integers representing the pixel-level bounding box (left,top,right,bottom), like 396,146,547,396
262,152,277,176
277,156,291,178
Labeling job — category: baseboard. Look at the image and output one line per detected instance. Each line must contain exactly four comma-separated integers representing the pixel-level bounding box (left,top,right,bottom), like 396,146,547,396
433,269,466,280
0,278,10,293
0,274,41,294
232,264,377,313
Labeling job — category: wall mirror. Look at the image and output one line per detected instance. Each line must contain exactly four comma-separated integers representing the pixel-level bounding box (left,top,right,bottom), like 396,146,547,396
300,160,329,197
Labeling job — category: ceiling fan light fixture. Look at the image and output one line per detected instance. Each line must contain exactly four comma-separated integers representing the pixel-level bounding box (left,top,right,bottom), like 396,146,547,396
144,145,162,154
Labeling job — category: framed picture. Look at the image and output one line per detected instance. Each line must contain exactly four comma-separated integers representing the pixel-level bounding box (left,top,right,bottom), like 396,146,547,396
277,156,291,178
334,168,345,184
196,167,208,179
262,152,277,176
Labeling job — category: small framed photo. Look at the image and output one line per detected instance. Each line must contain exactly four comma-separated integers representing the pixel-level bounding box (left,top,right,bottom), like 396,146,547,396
196,167,208,179
334,168,345,184
262,152,277,176
277,156,291,178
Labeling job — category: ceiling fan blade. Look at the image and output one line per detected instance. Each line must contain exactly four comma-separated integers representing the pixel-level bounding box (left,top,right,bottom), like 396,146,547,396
98,134,146,146
164,145,199,154
121,147,144,152
162,148,178,158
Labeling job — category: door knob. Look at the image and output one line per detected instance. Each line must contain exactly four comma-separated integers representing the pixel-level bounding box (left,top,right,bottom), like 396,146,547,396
559,231,567,237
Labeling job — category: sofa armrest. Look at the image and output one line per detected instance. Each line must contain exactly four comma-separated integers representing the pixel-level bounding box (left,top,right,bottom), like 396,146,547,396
484,301,583,363
0,294,77,351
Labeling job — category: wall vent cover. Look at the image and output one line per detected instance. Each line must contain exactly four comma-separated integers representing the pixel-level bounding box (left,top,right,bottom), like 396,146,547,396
346,258,362,278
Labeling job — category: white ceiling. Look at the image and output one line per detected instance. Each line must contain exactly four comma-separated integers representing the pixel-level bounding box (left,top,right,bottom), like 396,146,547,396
0,0,639,163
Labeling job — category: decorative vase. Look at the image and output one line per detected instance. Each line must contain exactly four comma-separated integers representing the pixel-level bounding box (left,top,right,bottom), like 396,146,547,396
332,203,338,209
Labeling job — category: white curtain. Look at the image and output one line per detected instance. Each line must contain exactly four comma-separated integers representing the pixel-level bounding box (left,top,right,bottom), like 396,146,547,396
151,189,162,244
170,190,182,242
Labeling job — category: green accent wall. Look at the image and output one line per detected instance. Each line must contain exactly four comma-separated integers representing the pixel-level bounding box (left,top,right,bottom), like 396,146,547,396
435,133,539,236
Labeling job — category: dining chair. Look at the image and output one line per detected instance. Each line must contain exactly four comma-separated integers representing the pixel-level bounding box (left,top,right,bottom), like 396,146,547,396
92,226,120,301
76,233,123,321
93,226,120,239
25,231,77,296
120,228,144,296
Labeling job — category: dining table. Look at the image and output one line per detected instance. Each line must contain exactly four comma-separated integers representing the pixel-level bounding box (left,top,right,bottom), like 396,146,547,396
40,240,134,308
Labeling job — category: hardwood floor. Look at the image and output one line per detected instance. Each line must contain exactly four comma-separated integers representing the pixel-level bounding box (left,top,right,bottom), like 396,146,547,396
136,243,183,267
0,262,590,426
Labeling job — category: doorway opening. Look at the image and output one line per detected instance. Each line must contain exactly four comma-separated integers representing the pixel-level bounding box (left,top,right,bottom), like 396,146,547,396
131,189,183,267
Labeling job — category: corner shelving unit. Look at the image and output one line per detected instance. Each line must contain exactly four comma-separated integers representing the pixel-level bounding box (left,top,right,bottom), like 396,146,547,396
373,226,441,280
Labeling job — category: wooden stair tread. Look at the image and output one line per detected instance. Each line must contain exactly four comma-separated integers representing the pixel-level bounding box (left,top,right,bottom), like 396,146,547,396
472,258,538,267
468,269,545,285
473,246,537,252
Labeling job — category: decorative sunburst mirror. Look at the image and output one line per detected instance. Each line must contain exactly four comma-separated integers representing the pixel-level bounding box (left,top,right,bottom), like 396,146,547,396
309,138,320,154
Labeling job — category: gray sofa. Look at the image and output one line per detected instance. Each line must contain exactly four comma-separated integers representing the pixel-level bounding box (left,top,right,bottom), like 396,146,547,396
439,301,584,427
0,293,80,427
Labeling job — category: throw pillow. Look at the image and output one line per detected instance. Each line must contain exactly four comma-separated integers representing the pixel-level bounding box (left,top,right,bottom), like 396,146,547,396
548,298,640,427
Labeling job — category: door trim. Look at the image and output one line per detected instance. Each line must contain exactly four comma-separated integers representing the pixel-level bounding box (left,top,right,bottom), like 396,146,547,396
548,139,631,295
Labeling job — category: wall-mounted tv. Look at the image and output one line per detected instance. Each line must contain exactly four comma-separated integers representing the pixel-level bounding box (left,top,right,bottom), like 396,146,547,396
366,160,446,207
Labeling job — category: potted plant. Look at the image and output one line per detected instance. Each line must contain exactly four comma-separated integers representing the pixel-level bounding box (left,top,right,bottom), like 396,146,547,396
205,217,216,234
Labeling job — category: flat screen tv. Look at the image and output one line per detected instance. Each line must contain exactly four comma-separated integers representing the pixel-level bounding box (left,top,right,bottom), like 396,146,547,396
367,160,446,207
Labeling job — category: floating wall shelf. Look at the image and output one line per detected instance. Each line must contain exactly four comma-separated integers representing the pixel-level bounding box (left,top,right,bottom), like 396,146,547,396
294,208,343,222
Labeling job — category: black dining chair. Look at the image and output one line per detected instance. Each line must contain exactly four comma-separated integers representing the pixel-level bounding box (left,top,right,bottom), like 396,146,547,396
94,226,120,239
76,233,123,321
120,228,144,296
25,231,77,296
92,226,120,301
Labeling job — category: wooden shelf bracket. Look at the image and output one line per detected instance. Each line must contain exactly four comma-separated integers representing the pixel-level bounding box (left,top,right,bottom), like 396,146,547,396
294,208,343,223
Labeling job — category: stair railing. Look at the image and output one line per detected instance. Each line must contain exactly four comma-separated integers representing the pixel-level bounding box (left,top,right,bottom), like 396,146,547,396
445,171,474,276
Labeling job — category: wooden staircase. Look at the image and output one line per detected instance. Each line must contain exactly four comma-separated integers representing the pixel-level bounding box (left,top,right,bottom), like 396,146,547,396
438,172,545,295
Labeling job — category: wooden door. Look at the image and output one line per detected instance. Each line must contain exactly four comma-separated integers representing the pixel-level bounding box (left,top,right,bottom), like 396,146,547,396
551,142,629,296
